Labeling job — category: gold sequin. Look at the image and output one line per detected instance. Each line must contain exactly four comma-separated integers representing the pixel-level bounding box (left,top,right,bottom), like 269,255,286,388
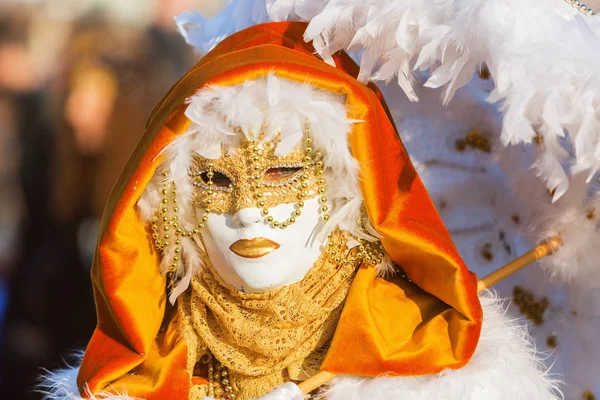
455,129,492,153
512,285,550,326
587,209,596,220
546,334,558,349
481,243,494,262
583,390,596,400
479,64,491,80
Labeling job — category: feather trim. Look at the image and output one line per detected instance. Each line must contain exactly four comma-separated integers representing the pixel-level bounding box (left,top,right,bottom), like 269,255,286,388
267,0,600,202
37,353,139,400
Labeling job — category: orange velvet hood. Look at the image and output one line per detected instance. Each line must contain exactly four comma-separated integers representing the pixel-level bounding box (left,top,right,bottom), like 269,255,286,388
77,22,482,399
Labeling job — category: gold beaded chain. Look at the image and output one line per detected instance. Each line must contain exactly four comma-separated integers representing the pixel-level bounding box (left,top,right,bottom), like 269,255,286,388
206,355,235,400
152,173,185,290
565,0,597,15
251,124,329,230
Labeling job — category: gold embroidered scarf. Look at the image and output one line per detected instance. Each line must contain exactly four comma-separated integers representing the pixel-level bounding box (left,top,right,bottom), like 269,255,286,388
178,231,358,399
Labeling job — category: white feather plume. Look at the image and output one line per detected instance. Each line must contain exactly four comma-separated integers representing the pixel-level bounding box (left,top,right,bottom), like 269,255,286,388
267,0,600,203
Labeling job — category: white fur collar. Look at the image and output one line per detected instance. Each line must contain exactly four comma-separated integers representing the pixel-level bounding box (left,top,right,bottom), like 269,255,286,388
38,292,560,399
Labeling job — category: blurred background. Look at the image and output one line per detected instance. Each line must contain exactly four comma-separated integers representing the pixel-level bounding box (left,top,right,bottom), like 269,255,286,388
2,0,600,399
0,0,224,397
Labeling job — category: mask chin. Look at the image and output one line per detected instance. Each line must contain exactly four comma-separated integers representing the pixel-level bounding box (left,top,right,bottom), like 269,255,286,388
199,197,325,292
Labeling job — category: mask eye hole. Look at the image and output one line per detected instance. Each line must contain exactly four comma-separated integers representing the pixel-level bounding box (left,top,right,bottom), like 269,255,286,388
264,166,302,182
199,171,232,188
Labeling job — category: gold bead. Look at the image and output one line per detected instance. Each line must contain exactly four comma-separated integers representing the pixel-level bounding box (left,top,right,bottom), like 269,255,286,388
206,199,213,205
305,147,313,153
289,217,296,223
207,171,214,178
281,223,288,228
198,223,205,229
202,215,209,222
261,208,269,216
207,190,214,196
323,214,330,221
319,196,327,204
193,228,200,234
175,240,181,245
266,216,274,223
305,137,312,144
316,161,324,167
298,201,305,208
294,210,301,216
256,193,263,198
174,207,180,212
318,179,325,185
315,151,322,158
321,205,329,212
273,221,280,227
258,200,265,207
172,262,178,269
173,256,180,261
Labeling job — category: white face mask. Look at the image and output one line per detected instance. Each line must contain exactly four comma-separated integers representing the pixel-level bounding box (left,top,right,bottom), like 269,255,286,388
199,196,324,292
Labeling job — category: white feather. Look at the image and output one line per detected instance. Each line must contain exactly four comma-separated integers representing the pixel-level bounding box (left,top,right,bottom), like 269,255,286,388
37,353,139,400
264,0,600,203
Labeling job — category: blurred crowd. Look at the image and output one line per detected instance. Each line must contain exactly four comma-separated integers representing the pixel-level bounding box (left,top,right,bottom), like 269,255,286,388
0,0,206,397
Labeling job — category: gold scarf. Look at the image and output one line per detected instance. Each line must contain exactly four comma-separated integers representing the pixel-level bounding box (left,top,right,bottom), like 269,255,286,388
178,231,358,400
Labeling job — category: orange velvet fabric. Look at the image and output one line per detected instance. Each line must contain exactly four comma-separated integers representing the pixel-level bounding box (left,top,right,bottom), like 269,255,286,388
77,22,482,398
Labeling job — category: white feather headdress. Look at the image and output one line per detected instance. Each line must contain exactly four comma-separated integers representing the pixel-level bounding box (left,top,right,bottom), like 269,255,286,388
138,74,396,302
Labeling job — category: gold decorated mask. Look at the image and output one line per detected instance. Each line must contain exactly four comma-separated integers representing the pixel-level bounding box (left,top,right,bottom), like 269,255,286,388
189,130,329,229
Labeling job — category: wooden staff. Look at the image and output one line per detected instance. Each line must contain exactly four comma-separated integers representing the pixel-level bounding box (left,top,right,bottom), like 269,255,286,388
298,236,563,395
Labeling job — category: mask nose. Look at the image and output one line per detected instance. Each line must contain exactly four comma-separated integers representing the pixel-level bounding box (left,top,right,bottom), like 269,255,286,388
231,207,263,229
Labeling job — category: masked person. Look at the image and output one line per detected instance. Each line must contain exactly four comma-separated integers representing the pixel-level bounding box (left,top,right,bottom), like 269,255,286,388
41,22,559,400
